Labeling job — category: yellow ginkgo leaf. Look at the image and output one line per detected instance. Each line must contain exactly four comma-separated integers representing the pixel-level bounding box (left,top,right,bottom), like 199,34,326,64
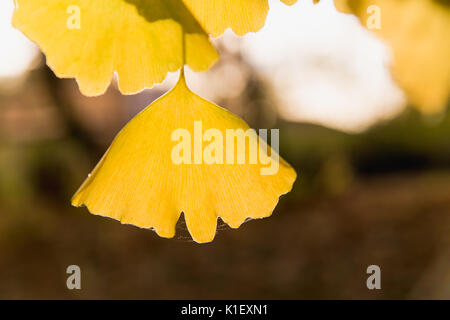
334,0,450,113
183,0,298,37
72,73,297,243
13,0,218,96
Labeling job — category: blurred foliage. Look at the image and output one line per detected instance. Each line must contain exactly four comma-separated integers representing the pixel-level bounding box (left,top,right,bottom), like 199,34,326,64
335,0,450,113
280,104,450,201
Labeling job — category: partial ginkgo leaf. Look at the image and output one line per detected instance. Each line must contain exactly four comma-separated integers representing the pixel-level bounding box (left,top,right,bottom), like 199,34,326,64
182,0,299,37
13,0,218,96
334,0,450,113
72,73,297,243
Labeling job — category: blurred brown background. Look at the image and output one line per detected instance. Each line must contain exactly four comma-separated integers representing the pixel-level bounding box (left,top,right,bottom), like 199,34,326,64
0,0,449,299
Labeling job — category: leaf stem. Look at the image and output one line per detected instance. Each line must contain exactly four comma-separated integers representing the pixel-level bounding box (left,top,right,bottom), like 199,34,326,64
181,27,186,78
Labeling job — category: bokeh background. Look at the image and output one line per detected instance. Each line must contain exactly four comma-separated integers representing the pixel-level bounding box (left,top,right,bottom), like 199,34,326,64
1,0,449,299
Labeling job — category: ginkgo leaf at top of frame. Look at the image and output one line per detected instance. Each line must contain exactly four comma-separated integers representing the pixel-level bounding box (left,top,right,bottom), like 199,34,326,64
71,73,297,243
12,0,219,96
12,0,301,97
183,0,298,37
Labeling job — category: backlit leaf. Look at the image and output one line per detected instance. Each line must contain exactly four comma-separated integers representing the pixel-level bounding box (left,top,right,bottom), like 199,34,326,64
72,74,297,243
13,0,300,96
183,0,299,37
13,0,219,96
